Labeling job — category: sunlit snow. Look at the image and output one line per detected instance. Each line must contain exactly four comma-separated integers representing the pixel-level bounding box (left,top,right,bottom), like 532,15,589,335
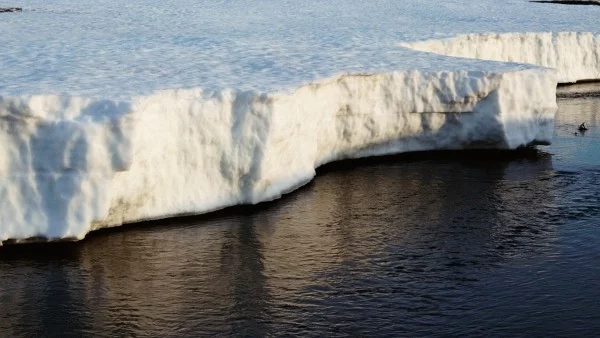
1,0,599,243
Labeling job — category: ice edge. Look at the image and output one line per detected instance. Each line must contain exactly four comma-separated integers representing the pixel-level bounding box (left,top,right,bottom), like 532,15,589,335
2,31,599,245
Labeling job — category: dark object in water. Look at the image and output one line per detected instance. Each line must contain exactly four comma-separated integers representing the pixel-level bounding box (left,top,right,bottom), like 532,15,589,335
0,7,22,12
531,0,600,5
578,122,588,132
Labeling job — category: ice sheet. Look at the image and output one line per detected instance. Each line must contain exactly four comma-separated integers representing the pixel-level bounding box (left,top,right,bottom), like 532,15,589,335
1,0,599,243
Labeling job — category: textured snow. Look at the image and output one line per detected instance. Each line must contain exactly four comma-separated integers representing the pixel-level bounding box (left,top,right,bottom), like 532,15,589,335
401,32,600,83
2,0,600,96
1,0,599,243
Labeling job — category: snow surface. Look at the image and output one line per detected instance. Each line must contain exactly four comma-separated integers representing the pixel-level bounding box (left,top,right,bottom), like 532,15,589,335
401,32,600,83
0,0,599,243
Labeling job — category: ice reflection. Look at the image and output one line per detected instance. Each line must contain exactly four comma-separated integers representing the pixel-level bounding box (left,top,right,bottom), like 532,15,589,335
0,149,559,336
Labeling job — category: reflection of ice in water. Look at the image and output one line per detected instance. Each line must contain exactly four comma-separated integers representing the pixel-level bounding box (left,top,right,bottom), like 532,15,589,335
0,147,581,336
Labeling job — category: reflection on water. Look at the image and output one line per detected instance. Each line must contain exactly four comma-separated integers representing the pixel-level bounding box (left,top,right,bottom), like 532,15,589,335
553,83,600,169
2,85,600,336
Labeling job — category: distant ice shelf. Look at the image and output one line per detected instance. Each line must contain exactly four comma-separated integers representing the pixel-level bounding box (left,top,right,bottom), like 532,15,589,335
1,0,600,245
400,32,600,84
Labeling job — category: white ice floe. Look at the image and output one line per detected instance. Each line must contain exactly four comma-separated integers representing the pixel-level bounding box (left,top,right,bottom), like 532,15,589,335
400,32,600,83
0,0,599,243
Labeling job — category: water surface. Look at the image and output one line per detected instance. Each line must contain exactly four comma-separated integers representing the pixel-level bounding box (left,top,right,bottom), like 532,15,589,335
1,84,600,336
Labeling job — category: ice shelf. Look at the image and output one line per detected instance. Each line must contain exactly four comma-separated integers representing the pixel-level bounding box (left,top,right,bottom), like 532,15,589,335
1,0,599,244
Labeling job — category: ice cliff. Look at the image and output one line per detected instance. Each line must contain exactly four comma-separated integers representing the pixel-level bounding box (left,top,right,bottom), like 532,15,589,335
1,1,600,243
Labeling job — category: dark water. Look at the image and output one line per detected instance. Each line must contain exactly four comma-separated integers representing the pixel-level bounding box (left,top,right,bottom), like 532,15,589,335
2,84,600,337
